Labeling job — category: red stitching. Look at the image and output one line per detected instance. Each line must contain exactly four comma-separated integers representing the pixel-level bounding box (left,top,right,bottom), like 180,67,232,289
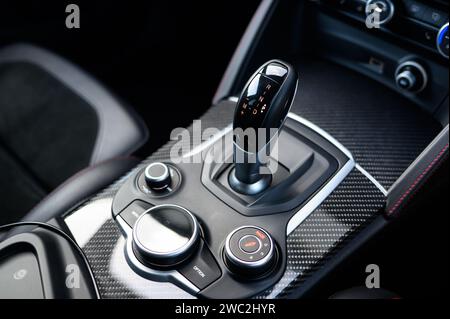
387,143,449,216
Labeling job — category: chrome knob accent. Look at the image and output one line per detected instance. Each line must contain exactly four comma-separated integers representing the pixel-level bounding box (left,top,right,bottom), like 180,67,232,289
132,205,200,267
396,70,416,90
437,22,449,59
224,226,276,277
144,162,171,190
395,61,428,93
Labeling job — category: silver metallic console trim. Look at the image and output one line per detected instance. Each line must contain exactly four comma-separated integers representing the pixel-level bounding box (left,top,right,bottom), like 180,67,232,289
286,158,354,235
287,113,353,159
116,216,200,294
132,204,199,260
285,113,356,234
285,169,356,233
356,163,388,196
145,162,170,182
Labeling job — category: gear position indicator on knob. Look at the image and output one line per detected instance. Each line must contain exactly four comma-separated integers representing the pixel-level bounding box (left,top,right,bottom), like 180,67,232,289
230,60,298,195
224,226,276,277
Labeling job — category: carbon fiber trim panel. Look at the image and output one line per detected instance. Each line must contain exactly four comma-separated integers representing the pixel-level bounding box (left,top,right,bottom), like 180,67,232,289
258,169,385,298
290,59,441,190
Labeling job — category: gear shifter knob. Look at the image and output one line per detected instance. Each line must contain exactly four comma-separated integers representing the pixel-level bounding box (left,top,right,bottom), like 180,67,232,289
230,60,298,195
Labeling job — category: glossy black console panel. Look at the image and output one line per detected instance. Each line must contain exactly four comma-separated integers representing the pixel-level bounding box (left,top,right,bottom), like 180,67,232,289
111,113,351,298
112,160,289,298
202,117,347,216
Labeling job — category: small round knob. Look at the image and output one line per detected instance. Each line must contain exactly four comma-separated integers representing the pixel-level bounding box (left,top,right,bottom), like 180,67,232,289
132,205,200,268
396,70,416,90
437,22,449,59
395,61,428,93
224,226,276,277
365,0,395,26
144,162,171,190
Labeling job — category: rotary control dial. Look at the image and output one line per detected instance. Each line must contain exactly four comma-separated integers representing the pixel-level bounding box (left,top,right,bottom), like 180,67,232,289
132,205,200,268
224,226,276,277
395,61,428,93
437,22,449,59
144,162,171,190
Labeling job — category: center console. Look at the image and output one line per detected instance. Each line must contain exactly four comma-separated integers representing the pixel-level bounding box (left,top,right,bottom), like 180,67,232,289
61,0,446,299
107,60,354,298
2,0,447,299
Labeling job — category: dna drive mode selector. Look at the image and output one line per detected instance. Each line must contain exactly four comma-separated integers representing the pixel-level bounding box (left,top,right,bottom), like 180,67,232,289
137,162,182,197
132,204,200,268
224,226,276,277
144,162,172,190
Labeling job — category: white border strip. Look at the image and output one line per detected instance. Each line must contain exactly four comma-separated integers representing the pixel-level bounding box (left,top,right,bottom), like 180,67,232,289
286,159,354,235
287,113,354,160
285,113,355,235
355,164,388,196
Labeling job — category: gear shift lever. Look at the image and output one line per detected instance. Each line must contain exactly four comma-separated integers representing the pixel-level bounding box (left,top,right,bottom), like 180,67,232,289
229,60,298,195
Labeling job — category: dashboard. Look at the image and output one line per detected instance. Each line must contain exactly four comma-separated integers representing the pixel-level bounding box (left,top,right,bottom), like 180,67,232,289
322,0,448,59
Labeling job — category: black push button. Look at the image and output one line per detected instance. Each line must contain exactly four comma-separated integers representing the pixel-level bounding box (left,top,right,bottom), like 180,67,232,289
228,227,272,263
119,200,152,228
178,240,221,290
239,235,261,254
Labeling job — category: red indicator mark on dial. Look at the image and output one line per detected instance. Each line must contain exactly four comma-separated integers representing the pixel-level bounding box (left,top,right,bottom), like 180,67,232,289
243,241,258,248
255,230,267,240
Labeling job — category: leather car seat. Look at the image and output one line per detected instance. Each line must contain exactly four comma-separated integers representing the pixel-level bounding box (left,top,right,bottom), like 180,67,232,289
0,44,148,225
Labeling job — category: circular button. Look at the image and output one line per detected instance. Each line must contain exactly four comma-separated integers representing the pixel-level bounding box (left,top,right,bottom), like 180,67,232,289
395,61,428,93
224,226,276,277
396,70,416,90
239,235,261,254
132,205,199,268
437,22,449,59
144,162,171,190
